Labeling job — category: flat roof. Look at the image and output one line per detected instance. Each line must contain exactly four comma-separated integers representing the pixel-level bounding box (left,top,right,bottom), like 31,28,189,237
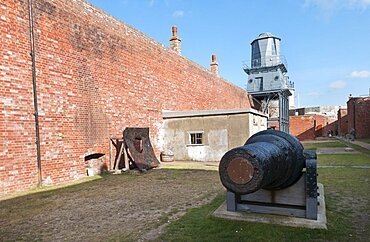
163,108,268,119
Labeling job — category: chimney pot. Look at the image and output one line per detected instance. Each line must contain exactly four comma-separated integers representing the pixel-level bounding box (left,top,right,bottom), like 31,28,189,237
169,25,181,54
212,54,216,62
210,54,218,76
172,26,178,37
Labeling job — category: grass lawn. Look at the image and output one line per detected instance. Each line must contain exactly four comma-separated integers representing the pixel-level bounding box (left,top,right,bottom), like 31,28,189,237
1,141,369,241
157,142,370,242
357,138,370,144
303,141,347,150
341,140,370,156
157,168,370,242
318,153,370,166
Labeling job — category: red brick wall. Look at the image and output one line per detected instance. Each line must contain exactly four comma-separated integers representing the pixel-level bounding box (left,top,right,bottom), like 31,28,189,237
322,119,337,137
337,108,348,136
314,115,327,137
347,97,370,138
289,114,334,141
0,0,251,195
290,115,315,141
0,0,39,195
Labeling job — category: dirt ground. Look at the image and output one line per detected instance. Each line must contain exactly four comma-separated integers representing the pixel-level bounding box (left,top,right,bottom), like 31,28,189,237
0,162,223,241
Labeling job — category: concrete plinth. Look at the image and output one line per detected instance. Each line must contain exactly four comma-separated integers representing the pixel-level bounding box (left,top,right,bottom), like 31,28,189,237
212,183,327,229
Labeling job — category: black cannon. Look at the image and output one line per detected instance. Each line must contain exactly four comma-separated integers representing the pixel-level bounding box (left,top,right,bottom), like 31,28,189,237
219,130,319,220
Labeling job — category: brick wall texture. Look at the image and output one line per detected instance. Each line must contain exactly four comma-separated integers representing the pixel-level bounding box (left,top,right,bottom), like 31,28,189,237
289,115,337,141
347,97,370,138
0,0,251,195
337,108,348,136
290,98,370,141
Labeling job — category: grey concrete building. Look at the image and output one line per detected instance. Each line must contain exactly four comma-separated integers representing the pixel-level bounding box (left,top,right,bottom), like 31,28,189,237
160,109,267,161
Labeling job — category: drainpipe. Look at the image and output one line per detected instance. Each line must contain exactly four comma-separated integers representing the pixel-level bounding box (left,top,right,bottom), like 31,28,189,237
28,0,42,187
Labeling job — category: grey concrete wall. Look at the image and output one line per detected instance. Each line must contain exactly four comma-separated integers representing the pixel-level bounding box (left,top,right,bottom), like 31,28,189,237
161,113,266,161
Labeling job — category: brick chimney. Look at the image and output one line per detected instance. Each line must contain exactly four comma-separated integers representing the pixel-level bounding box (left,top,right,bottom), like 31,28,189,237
169,26,181,54
210,54,218,76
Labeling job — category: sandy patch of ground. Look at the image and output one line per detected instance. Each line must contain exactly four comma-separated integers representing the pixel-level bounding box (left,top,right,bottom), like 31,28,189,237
0,163,223,241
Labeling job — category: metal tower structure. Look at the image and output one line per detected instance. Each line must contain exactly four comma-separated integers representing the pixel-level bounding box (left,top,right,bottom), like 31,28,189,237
244,32,294,133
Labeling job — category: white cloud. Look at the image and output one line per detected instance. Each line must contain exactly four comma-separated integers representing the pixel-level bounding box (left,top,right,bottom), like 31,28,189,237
307,91,320,96
329,80,347,89
304,0,370,12
351,70,370,78
172,10,184,17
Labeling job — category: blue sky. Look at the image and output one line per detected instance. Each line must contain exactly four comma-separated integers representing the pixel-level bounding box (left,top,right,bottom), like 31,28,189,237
88,0,370,107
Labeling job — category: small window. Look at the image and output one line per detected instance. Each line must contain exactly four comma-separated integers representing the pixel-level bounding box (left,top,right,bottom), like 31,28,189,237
253,117,257,125
189,132,203,145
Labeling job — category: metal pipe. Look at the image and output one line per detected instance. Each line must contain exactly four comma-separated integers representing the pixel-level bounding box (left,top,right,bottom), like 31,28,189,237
28,0,42,187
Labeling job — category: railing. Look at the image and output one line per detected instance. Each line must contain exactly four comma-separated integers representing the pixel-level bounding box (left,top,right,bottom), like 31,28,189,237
287,81,294,89
243,55,288,71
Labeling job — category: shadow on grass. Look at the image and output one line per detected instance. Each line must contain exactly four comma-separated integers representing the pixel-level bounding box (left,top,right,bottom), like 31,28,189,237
1,163,219,200
0,167,219,209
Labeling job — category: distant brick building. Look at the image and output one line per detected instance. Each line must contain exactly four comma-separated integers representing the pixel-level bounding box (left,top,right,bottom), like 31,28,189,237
347,96,370,138
289,97,370,141
0,0,252,195
289,114,337,141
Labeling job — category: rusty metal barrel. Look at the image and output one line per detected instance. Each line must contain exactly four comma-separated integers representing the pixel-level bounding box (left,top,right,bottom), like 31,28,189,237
219,130,305,195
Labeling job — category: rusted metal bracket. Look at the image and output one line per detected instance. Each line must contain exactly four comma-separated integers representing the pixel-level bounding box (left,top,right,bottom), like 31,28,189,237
123,128,160,171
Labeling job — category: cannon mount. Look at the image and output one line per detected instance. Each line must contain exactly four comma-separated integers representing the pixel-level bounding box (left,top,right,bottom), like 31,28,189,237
226,150,318,219
219,130,319,220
